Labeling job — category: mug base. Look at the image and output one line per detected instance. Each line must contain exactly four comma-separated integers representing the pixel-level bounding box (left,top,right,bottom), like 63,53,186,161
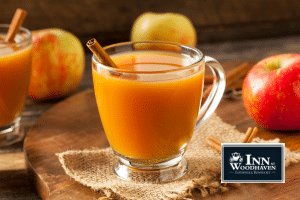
113,156,188,183
0,118,25,147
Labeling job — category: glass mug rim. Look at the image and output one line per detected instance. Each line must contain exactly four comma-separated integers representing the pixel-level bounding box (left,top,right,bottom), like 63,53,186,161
0,24,32,146
91,41,226,182
0,24,32,51
92,41,204,74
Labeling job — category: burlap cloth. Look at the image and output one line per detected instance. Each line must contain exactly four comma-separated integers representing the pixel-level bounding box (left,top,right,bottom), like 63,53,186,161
56,113,300,200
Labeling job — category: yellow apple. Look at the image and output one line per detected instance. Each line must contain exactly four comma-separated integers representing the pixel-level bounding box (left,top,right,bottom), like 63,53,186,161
131,12,197,47
28,28,85,101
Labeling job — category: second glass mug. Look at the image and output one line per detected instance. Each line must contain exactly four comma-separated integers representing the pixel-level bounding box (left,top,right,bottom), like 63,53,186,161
92,41,225,182
0,24,32,147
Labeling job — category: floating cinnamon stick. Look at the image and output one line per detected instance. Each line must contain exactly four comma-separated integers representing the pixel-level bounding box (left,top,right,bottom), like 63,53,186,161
86,38,118,68
202,62,251,100
5,8,27,43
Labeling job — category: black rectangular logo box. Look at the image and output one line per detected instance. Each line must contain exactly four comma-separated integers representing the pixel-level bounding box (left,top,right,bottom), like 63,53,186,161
221,143,285,183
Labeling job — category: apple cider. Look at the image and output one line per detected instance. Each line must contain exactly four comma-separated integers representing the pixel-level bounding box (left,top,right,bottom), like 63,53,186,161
92,51,205,160
0,34,32,127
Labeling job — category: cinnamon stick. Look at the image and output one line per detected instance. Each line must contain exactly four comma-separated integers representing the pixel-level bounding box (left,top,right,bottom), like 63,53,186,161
226,79,244,91
86,38,118,68
242,127,253,143
225,62,251,87
206,139,222,153
202,62,251,100
204,62,250,85
204,75,214,85
245,127,258,143
206,127,259,153
208,135,222,146
5,8,27,43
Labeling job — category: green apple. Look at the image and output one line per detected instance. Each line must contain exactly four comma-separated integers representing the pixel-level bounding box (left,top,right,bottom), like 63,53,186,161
131,12,197,47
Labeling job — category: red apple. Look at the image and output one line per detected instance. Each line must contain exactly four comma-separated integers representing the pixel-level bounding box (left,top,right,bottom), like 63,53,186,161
131,12,197,47
28,28,85,101
242,54,300,130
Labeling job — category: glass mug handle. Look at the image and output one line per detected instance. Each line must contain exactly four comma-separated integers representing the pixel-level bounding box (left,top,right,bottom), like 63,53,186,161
195,56,226,130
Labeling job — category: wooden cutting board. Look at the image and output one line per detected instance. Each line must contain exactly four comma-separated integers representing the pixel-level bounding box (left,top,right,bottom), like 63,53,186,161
24,73,300,199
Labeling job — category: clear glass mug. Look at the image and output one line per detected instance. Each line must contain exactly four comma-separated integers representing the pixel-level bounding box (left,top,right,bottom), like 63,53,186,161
92,41,225,182
0,24,32,146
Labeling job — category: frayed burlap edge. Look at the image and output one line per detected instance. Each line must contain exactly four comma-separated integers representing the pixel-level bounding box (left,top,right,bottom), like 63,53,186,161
56,114,300,200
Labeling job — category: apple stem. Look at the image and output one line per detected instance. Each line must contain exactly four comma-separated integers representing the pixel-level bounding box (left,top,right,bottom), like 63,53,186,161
86,38,118,68
5,8,27,43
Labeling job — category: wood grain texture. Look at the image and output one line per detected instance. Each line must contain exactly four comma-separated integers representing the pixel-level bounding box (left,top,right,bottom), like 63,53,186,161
2,35,300,199
1,0,300,44
0,152,25,170
23,74,300,199
24,89,106,199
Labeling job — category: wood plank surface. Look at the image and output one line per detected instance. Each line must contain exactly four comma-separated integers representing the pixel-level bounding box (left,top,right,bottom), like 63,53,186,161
2,0,300,44
23,58,300,199
1,35,300,199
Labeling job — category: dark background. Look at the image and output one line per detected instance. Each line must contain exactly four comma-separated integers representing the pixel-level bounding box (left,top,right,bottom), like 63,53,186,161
1,0,300,49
